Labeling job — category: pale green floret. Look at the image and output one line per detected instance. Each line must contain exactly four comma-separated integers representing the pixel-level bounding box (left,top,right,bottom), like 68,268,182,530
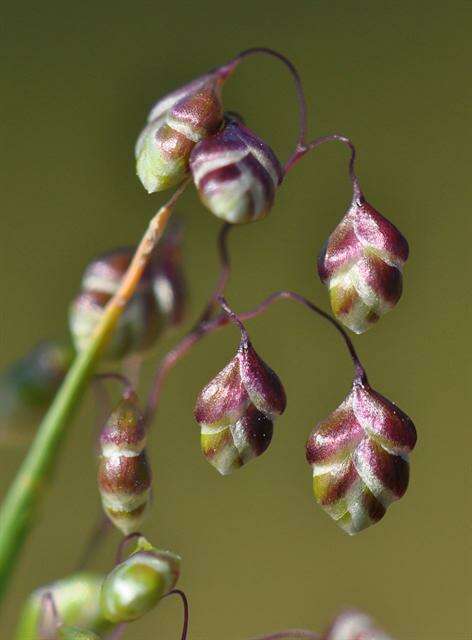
14,573,113,640
100,545,181,623
135,122,187,194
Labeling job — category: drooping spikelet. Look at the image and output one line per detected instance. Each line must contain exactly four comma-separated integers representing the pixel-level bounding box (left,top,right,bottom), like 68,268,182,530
100,537,180,623
98,394,151,535
306,380,416,534
194,337,286,474
190,115,283,224
69,247,161,360
318,200,409,334
136,73,225,193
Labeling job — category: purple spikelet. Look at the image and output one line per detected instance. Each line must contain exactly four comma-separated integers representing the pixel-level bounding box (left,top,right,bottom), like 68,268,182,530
190,115,283,224
194,337,286,474
306,379,416,534
318,200,409,334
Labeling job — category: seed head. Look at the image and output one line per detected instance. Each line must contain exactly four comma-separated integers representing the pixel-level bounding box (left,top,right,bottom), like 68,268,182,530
136,73,224,193
306,380,416,534
100,538,181,623
98,394,151,535
318,200,409,333
194,337,286,474
69,247,162,360
189,115,283,224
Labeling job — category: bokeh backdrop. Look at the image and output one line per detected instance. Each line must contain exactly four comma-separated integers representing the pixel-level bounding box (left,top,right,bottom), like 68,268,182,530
1,1,470,638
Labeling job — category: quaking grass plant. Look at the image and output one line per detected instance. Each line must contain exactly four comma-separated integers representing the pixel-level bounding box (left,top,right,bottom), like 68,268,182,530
0,47,416,639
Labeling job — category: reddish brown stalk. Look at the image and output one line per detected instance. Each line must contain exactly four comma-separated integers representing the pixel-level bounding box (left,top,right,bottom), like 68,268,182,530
107,624,127,640
248,631,320,640
164,589,189,640
195,223,232,324
284,134,363,204
75,514,111,571
145,290,367,425
218,47,308,161
94,373,135,400
218,296,250,344
38,591,60,639
115,532,143,565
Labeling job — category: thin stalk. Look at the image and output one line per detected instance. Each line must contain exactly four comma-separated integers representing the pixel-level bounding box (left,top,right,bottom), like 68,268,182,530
164,589,189,640
284,133,363,204
115,532,143,565
145,224,235,424
219,47,308,161
218,296,250,344
75,514,111,572
38,591,59,639
248,631,320,640
0,182,188,603
195,223,232,324
145,289,367,425
94,373,135,400
108,624,127,640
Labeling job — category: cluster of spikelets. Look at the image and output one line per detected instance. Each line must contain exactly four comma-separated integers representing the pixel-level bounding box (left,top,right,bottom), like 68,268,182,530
133,61,410,333
15,536,180,639
3,49,419,640
1,56,417,541
69,226,186,360
132,63,416,535
16,555,394,639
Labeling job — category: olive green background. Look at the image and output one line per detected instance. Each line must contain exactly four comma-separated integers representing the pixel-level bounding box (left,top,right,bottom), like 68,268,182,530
0,1,470,638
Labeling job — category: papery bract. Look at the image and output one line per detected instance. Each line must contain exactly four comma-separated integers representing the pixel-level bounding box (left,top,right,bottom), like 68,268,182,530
190,116,283,224
318,200,409,333
194,338,286,474
306,380,416,534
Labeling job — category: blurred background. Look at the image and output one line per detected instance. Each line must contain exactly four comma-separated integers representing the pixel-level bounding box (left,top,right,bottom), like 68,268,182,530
0,1,470,638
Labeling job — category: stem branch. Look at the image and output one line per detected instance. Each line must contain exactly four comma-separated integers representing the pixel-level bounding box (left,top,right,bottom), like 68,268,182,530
145,289,366,425
220,47,308,160
248,632,320,640
284,134,363,204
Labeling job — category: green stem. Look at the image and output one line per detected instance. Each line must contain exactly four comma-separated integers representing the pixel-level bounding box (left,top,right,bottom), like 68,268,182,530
0,183,187,604
0,343,100,602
